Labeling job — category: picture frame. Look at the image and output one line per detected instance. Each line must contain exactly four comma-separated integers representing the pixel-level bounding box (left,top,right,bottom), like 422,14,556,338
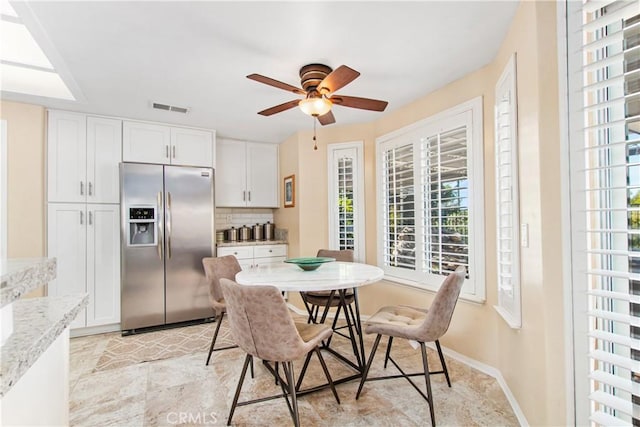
284,174,295,208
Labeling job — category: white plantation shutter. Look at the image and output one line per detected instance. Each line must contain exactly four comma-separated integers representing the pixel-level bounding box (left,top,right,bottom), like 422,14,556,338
567,0,640,425
328,142,365,262
381,141,417,271
377,98,484,300
422,127,470,277
494,54,521,329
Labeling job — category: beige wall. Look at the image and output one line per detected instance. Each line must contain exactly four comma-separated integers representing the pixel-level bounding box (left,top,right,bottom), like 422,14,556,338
276,1,565,424
0,100,47,297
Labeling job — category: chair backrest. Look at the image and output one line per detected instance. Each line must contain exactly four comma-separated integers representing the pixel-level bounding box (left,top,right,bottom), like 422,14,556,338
220,278,309,362
202,256,241,312
316,249,354,262
416,266,466,342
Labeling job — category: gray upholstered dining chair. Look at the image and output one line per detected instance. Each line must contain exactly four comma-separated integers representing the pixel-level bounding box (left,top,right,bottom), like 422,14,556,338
301,249,356,326
202,256,243,366
355,266,466,426
220,278,340,427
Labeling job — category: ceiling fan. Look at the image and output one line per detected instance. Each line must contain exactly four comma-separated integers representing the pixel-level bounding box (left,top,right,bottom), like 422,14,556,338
247,64,388,126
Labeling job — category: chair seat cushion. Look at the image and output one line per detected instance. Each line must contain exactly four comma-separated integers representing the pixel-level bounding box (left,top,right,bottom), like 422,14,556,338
303,292,355,307
364,305,426,341
295,322,332,346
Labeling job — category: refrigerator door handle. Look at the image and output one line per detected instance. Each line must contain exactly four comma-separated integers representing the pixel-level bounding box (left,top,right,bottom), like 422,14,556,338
167,191,172,259
157,192,164,260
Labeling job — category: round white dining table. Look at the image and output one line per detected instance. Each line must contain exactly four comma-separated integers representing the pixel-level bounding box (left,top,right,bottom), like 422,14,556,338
235,261,384,292
236,261,384,378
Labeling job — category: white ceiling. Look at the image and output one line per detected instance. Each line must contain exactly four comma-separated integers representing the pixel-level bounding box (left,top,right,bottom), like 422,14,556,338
3,1,519,143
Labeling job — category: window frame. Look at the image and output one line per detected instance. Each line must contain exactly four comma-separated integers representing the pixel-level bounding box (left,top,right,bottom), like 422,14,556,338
375,97,485,302
327,141,366,262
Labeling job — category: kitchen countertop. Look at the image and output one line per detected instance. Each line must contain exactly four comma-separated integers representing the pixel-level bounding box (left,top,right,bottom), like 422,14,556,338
1,294,88,396
0,258,56,308
217,240,288,247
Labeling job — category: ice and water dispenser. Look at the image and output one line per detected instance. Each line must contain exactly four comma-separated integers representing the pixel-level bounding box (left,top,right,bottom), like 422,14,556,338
127,206,157,246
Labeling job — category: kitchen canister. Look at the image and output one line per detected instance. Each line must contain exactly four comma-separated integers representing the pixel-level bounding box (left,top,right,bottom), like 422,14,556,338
252,223,264,241
264,221,275,241
239,225,251,241
216,230,225,243
227,227,238,242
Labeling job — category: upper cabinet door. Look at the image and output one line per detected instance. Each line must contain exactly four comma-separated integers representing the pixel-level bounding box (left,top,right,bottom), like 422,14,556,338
246,142,278,208
87,117,122,203
122,121,171,164
216,138,247,207
48,111,87,203
170,127,214,167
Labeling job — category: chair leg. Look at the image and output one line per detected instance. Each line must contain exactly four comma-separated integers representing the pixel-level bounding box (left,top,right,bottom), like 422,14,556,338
283,361,300,427
383,336,394,369
227,354,252,426
315,348,340,404
355,334,382,400
250,356,254,379
420,343,436,427
206,312,225,366
435,340,450,387
295,351,314,391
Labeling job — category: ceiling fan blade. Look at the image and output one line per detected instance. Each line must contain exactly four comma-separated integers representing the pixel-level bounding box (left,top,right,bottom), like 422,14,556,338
247,74,306,95
331,95,388,112
317,110,336,126
257,99,301,116
317,65,360,94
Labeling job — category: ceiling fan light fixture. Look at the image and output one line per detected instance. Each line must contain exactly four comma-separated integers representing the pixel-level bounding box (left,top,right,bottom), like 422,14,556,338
298,96,332,117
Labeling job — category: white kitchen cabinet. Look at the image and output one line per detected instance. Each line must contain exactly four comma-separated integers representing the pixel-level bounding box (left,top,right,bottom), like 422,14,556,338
122,121,170,165
217,244,287,269
123,121,214,167
47,203,120,330
216,138,278,208
47,111,121,204
47,203,87,329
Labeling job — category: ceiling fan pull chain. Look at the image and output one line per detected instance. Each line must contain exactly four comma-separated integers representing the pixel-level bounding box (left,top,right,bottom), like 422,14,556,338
313,118,318,150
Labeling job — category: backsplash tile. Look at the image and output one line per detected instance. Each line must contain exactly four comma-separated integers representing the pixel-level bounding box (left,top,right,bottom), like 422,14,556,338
215,208,274,230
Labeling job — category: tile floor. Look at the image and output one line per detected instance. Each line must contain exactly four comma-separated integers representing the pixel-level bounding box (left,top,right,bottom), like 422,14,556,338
69,321,519,426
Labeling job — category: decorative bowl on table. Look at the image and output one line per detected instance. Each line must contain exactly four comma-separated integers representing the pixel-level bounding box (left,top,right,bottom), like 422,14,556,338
284,257,335,271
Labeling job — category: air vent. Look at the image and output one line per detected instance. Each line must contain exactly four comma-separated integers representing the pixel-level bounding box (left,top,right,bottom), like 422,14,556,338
152,102,189,114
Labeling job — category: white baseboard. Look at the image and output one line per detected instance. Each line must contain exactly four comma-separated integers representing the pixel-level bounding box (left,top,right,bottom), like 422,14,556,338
287,302,528,426
70,323,120,338
425,342,529,426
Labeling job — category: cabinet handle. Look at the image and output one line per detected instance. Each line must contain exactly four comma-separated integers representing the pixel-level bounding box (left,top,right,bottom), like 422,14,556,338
80,211,84,225
248,191,251,202
165,145,169,158
269,249,272,253
88,182,93,196
172,146,176,158
88,211,93,225
243,191,246,201
80,181,84,196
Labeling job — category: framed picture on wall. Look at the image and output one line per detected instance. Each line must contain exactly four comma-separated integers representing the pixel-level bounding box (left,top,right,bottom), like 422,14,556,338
284,174,295,208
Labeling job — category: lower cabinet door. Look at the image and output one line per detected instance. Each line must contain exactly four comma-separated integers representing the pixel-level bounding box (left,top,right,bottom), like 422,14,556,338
47,203,87,329
86,204,121,327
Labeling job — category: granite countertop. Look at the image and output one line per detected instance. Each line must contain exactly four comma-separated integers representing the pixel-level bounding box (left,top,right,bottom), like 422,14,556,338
217,240,288,247
0,294,88,396
0,258,56,308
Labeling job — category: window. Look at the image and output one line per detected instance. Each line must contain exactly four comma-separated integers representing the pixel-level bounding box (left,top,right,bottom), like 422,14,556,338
376,97,485,301
567,1,640,425
328,142,365,261
494,54,521,329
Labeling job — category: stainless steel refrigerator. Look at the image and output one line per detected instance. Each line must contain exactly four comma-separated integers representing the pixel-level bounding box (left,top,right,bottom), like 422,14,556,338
120,162,214,332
